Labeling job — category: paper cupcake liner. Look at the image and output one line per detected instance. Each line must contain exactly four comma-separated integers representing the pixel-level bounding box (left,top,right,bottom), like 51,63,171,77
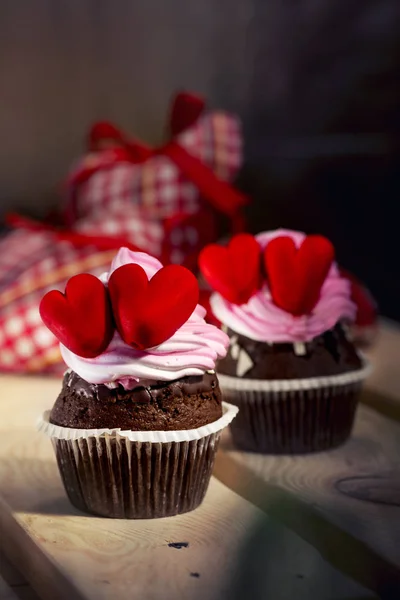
217,361,371,393
39,403,238,519
218,363,370,454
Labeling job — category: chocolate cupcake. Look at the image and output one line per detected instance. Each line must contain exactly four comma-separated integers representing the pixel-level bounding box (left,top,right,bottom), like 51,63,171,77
38,248,237,518
199,229,370,454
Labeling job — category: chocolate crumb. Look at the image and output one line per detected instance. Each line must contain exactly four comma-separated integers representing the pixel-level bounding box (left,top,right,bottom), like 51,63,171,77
190,572,200,578
168,542,189,549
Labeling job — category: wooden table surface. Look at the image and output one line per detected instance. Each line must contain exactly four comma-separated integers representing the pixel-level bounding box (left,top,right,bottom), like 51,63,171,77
1,320,399,600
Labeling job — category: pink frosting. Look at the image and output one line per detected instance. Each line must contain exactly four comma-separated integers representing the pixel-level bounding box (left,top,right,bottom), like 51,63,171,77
210,229,356,343
61,248,229,388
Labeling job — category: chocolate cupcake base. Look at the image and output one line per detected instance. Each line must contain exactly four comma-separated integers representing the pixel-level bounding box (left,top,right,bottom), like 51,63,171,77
218,366,369,454
38,403,238,519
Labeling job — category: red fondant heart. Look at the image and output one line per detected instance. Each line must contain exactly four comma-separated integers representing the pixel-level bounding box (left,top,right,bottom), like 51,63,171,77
108,263,199,350
39,274,114,358
199,233,261,304
264,235,335,316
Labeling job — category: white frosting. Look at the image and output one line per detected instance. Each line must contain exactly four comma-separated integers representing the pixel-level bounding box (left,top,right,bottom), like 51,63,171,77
109,248,161,279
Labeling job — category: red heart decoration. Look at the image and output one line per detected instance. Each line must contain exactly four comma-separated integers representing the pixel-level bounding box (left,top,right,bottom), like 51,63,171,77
39,274,114,358
264,235,335,316
199,233,261,304
108,263,199,350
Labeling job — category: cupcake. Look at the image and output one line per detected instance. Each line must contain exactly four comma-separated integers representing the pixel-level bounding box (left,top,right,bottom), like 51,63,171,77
199,229,370,454
38,248,237,518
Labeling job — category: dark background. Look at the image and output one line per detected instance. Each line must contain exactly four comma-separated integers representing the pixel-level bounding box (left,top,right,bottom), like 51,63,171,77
1,1,399,318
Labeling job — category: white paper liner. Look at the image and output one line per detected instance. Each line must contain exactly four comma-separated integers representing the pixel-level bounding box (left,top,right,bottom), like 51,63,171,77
217,360,371,393
37,401,238,443
225,380,362,453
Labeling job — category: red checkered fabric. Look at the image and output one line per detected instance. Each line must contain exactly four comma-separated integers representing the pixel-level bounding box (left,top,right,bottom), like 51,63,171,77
0,229,116,374
72,113,241,222
0,97,245,374
67,112,242,268
74,202,165,258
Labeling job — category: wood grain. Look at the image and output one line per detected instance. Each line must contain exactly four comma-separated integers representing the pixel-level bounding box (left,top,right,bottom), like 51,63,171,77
215,421,400,598
214,320,400,598
0,576,18,600
0,551,26,586
363,319,400,396
0,377,374,600
361,319,400,421
0,580,17,600
0,584,39,600
336,472,400,506
0,530,40,600
6,589,40,600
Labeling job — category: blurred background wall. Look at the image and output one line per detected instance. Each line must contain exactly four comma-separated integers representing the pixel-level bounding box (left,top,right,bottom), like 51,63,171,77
0,1,399,317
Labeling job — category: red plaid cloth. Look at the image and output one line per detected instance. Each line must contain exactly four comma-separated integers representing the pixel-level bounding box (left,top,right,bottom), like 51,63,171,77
65,96,245,269
0,91,247,374
0,229,119,374
72,113,241,224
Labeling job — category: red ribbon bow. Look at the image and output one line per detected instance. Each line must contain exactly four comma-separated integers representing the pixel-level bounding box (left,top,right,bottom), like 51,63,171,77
67,91,248,221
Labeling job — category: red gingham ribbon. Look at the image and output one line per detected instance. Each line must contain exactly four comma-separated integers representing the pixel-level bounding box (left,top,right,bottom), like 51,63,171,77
66,91,248,224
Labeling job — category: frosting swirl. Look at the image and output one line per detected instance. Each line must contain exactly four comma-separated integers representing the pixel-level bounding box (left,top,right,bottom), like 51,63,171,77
61,249,229,388
210,229,356,343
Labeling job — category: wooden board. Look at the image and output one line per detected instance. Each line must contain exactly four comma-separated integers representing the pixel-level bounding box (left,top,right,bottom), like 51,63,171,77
0,378,374,600
359,319,400,424
0,551,25,586
363,318,400,402
214,320,400,599
215,407,400,598
0,576,18,600
0,549,40,600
